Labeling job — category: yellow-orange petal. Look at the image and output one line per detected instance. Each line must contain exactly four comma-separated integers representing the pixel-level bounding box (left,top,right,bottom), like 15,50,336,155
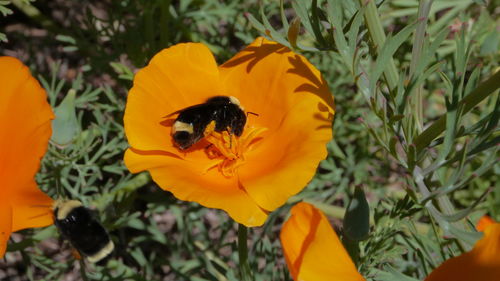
0,57,54,190
124,148,268,226
124,42,222,154
11,180,53,232
0,56,54,257
280,202,365,281
219,37,335,211
425,223,500,281
476,215,495,232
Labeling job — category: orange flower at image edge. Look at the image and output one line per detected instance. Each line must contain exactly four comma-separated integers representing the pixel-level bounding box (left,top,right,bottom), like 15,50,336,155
0,57,54,257
425,216,500,281
280,203,500,281
280,202,364,281
476,215,494,232
124,37,335,226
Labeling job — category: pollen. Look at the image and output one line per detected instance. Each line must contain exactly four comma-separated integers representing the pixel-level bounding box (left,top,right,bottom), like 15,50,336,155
203,121,267,178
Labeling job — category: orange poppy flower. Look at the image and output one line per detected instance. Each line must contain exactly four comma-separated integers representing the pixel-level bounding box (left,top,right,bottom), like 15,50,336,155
0,56,54,257
425,220,500,281
280,202,365,281
281,202,500,281
123,37,334,226
476,215,494,232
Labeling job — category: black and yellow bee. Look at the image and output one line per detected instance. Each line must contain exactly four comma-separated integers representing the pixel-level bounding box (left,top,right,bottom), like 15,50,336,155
170,96,248,150
53,200,114,265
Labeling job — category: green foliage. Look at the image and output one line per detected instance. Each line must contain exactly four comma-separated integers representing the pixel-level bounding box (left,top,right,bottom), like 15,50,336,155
1,0,498,280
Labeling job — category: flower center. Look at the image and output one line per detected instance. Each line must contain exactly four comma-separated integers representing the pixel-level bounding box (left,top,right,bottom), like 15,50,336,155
202,121,267,178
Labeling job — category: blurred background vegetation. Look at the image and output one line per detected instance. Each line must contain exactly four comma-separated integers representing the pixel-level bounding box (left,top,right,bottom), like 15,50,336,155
0,0,498,280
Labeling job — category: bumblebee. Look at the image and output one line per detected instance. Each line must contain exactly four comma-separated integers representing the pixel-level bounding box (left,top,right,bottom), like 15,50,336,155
53,200,114,265
170,96,247,149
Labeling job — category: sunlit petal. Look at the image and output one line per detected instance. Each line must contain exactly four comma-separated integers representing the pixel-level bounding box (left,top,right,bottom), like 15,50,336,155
280,202,365,281
425,223,500,281
0,56,54,257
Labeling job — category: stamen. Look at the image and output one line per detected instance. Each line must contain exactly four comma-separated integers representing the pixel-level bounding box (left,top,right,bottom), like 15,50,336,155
202,124,267,178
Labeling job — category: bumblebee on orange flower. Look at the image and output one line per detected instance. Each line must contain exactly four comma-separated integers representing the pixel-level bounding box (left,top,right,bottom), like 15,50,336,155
124,37,335,227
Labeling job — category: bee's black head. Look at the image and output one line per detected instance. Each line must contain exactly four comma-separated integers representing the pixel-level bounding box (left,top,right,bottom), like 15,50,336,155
172,120,196,149
173,131,194,150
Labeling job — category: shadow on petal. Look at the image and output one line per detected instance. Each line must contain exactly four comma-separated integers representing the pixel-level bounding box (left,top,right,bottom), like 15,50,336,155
223,43,290,73
159,118,176,127
129,147,183,159
292,207,321,277
287,55,335,107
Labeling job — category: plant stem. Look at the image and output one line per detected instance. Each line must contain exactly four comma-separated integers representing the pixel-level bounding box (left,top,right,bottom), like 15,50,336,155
360,0,399,90
414,70,500,151
238,224,253,281
409,0,433,131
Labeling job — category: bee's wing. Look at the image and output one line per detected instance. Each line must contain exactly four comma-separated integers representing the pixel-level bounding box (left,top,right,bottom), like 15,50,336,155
166,103,211,118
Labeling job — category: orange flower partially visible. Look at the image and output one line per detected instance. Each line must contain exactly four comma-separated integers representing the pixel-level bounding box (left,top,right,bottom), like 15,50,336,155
280,202,365,281
0,57,54,257
280,203,500,281
425,220,500,281
476,215,494,232
124,37,334,226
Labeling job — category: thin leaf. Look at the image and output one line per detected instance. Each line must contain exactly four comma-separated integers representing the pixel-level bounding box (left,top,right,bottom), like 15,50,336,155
369,21,418,93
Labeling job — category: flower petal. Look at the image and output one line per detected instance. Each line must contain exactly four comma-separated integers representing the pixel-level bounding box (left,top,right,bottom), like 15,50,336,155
0,205,12,258
476,215,495,232
219,38,334,211
10,180,53,232
280,202,365,281
0,57,54,191
0,56,54,257
124,43,222,153
125,148,268,226
425,223,500,281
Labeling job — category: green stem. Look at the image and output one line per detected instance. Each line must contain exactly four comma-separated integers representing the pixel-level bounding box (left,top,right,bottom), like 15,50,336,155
342,237,360,266
360,0,399,90
409,0,433,131
414,70,500,151
238,224,253,281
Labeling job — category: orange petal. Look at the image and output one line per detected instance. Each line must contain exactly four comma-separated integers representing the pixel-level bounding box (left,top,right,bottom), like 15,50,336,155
219,37,334,211
280,202,365,281
0,57,54,191
10,180,53,232
0,205,12,258
0,57,54,257
476,215,495,232
124,42,222,153
124,148,268,226
425,223,500,281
